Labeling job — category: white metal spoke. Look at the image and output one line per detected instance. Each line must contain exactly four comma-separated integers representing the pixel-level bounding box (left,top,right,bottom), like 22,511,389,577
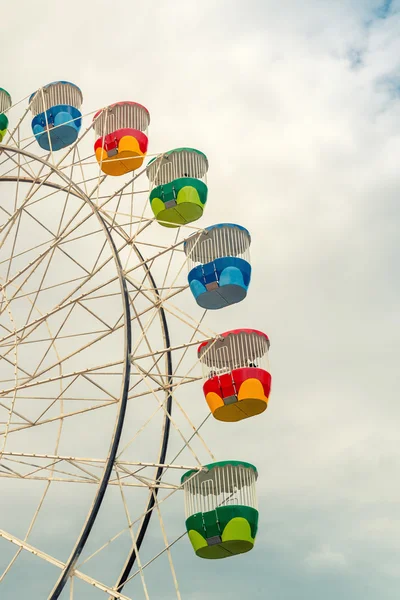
0,100,222,600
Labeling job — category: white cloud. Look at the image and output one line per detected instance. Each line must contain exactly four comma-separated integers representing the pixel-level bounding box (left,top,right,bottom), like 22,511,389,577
305,545,348,571
1,1,400,598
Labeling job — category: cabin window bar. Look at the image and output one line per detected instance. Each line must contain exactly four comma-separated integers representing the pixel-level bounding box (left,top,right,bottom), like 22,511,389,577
249,469,254,508
252,471,257,509
255,336,260,367
231,335,237,371
241,467,249,506
200,479,213,513
184,480,189,517
184,483,190,518
247,471,252,508
227,466,233,505
190,479,195,516
0,94,11,114
191,479,197,515
201,333,270,380
31,85,82,115
222,468,227,507
187,227,250,268
231,467,239,505
189,483,193,516
239,468,244,506
95,104,149,137
245,470,250,508
234,467,240,504
166,151,204,179
245,334,250,368
216,468,221,505
224,467,230,504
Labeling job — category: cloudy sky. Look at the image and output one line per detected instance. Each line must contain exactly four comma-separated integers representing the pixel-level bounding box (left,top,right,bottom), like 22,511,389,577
1,0,400,598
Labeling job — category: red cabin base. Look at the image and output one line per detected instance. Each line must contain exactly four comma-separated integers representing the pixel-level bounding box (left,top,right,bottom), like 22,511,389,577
203,368,272,422
94,128,148,176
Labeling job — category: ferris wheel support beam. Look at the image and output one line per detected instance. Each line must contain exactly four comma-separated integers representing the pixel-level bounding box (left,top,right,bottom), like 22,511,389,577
0,145,132,599
0,529,133,600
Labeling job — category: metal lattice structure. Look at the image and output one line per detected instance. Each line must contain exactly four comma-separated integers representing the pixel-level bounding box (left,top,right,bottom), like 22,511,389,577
0,89,227,599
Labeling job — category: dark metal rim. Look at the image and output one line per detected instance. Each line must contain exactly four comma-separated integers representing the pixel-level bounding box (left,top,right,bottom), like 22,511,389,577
0,150,175,599
0,146,132,599
112,247,173,597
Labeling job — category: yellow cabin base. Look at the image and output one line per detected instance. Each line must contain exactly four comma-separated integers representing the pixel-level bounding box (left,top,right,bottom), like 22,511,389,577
206,378,269,422
214,397,268,422
95,136,145,176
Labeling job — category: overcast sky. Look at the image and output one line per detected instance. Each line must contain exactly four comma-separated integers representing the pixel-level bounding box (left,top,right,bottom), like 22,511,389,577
1,0,400,598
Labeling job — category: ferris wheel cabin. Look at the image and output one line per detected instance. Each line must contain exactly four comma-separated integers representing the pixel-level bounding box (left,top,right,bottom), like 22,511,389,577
198,329,271,422
184,223,252,310
146,148,208,227
0,88,11,142
182,461,259,559
29,81,83,151
93,101,150,176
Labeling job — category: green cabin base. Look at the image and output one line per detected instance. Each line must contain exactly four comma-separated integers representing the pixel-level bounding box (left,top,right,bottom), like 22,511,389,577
150,177,207,228
186,505,258,560
0,113,9,142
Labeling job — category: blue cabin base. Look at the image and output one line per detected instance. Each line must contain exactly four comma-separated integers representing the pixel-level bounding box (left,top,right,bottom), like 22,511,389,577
188,257,251,310
32,105,82,151
190,282,247,309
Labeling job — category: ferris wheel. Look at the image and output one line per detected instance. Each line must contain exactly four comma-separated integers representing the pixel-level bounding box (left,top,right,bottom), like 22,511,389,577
0,81,273,599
